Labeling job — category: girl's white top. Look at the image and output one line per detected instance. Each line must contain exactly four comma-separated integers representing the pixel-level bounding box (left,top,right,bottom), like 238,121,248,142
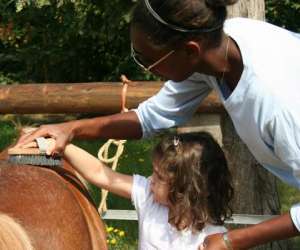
134,18,300,230
131,175,227,250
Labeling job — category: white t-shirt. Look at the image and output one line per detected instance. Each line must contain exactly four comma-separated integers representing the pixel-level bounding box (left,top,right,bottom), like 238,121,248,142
131,175,227,250
134,18,300,230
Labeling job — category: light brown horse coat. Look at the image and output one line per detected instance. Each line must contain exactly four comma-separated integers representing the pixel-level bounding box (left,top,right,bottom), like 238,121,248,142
0,149,108,250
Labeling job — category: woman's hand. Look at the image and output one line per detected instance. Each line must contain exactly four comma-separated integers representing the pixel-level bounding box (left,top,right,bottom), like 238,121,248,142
199,233,229,250
16,122,75,156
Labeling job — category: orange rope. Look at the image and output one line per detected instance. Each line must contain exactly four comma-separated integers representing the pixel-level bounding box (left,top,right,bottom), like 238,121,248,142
120,74,130,113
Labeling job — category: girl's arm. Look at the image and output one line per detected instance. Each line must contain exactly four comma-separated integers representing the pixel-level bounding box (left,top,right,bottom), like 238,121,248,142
64,144,133,199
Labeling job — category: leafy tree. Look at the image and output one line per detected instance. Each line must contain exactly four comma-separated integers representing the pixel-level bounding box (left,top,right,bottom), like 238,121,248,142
266,0,300,32
0,0,299,84
0,0,150,83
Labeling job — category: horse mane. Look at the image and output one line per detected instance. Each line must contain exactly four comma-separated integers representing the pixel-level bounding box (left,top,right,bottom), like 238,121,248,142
0,213,34,250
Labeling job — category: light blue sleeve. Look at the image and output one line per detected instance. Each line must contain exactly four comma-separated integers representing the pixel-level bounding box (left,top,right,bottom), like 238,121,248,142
134,74,213,138
291,204,300,232
268,108,300,231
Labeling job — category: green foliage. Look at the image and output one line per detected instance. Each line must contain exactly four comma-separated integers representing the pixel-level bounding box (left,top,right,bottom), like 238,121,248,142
278,181,300,213
266,0,300,32
0,120,18,150
0,1,299,84
0,72,16,85
0,0,150,83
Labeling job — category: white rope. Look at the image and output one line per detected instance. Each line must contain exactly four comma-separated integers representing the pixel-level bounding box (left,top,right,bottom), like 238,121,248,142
97,139,127,214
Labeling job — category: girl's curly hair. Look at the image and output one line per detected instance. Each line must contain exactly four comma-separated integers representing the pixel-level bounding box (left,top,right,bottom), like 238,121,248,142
152,131,233,232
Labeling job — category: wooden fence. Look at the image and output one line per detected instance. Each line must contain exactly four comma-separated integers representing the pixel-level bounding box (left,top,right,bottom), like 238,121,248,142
0,82,277,225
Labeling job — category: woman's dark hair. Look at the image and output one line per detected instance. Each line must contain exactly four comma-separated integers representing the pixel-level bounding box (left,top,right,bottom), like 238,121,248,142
152,131,233,232
131,0,238,48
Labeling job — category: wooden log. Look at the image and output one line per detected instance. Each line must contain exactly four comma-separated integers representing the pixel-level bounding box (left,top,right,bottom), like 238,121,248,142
0,82,223,114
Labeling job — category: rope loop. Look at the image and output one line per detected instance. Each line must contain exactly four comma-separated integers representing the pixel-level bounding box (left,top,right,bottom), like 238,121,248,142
97,139,126,164
97,75,131,214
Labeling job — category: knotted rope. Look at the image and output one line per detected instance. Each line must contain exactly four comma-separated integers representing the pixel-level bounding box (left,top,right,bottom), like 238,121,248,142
97,75,130,214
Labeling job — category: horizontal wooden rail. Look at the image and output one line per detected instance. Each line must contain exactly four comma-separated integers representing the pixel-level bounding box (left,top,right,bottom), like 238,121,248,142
101,209,277,225
0,82,224,114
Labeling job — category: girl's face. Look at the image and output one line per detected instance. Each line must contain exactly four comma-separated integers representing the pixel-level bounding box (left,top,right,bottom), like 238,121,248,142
150,164,170,206
130,26,199,82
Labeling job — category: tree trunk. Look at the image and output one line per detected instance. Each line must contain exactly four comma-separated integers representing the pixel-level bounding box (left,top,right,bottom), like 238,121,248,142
228,0,265,20
223,1,293,249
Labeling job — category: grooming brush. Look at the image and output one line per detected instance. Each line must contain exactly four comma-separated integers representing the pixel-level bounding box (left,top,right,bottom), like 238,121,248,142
8,137,62,167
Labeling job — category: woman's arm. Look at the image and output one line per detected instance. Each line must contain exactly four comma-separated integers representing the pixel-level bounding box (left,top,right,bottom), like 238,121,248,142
64,144,133,199
201,212,299,250
230,212,298,249
17,111,142,155
17,78,211,153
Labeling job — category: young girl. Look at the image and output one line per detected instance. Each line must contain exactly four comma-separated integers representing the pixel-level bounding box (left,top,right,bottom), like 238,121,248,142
60,132,233,250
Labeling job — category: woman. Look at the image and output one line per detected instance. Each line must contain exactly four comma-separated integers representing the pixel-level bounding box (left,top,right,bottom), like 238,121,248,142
18,0,300,249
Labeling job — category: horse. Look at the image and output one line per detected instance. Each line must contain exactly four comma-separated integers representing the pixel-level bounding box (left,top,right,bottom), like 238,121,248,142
0,146,108,250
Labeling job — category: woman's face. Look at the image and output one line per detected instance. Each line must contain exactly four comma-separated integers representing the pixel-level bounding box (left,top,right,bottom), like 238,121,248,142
130,26,199,82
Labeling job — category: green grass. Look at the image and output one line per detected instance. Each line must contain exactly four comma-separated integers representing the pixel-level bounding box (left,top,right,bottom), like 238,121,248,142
0,120,18,149
278,181,300,213
1,120,300,248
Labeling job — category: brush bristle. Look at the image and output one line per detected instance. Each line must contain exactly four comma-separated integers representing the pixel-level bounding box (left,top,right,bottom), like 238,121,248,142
8,154,62,167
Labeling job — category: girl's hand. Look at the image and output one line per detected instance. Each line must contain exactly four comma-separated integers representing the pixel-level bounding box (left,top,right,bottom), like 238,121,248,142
199,233,228,250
